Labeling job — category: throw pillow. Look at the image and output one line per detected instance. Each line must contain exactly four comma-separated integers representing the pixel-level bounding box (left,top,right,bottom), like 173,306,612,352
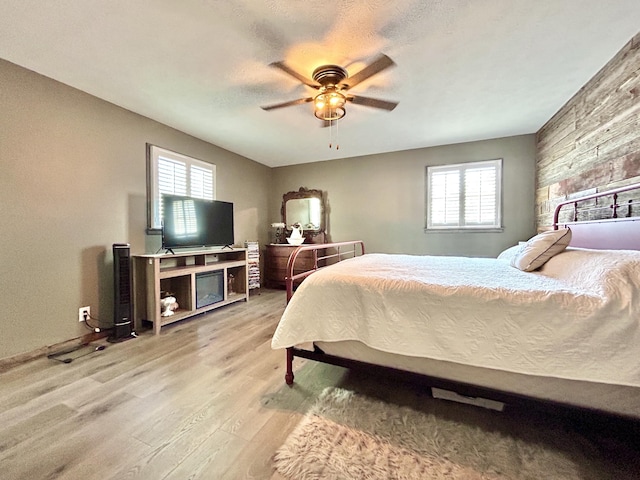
511,228,572,272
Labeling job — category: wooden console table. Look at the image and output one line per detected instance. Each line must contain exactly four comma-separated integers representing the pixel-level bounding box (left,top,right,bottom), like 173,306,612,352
133,249,248,334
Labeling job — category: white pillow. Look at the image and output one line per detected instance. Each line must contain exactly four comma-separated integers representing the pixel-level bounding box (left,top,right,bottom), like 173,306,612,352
510,228,572,272
497,242,526,262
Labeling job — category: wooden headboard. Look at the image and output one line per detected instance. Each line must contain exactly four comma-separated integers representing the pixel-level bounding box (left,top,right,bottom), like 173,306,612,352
553,182,640,250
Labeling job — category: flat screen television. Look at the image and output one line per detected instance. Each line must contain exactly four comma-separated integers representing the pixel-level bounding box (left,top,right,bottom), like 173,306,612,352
162,194,234,251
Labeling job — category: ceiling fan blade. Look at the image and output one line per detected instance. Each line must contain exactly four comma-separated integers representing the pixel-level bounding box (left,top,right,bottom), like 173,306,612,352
344,54,395,88
261,97,313,111
347,95,398,111
269,61,319,88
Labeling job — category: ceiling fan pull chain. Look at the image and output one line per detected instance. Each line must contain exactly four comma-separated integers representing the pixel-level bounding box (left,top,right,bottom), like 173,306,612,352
336,116,339,150
329,117,333,149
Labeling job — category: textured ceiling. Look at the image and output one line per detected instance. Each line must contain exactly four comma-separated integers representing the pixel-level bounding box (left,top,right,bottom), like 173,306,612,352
1,1,639,167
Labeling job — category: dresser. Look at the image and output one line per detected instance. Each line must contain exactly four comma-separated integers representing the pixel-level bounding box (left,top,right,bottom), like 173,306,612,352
265,244,325,288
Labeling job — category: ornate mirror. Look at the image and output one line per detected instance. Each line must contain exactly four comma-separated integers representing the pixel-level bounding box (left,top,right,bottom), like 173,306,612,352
281,187,325,241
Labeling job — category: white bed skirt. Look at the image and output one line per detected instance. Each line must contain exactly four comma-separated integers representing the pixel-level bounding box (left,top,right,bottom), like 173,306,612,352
315,340,640,419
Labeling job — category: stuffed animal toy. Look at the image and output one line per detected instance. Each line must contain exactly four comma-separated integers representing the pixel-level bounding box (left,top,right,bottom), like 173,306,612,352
160,296,179,316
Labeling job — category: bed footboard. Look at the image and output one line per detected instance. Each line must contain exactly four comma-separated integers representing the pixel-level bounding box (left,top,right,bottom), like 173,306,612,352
284,241,365,385
284,240,365,303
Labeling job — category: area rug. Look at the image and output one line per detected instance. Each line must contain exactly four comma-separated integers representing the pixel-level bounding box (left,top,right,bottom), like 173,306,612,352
274,387,637,480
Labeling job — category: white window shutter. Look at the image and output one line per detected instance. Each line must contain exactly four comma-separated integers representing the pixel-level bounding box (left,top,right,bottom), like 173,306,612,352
190,165,214,200
464,165,497,225
430,170,460,225
148,145,216,230
158,157,188,196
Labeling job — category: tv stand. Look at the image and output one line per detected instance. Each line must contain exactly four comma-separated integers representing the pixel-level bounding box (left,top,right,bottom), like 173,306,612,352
133,248,248,334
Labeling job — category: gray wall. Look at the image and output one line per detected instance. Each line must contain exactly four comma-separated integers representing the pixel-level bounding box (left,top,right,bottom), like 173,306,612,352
0,59,271,360
271,135,537,257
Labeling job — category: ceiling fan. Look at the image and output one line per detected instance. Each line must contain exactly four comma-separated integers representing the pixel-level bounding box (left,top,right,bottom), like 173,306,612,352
261,54,398,123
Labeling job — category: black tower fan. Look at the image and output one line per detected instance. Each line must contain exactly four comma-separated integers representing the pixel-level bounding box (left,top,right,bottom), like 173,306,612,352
109,243,134,342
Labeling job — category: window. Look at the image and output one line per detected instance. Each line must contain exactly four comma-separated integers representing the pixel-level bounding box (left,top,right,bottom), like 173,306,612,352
426,159,502,230
147,145,216,231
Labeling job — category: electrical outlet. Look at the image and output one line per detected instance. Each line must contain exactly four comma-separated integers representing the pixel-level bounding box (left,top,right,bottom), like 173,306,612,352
79,306,90,322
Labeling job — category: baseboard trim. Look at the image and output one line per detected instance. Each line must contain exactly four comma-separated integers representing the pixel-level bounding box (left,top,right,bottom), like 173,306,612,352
0,330,108,373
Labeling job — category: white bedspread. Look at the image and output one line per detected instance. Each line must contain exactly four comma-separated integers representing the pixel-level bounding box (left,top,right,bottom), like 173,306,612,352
271,250,640,387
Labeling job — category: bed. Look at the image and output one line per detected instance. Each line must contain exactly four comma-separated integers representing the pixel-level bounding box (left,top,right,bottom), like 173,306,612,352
271,183,640,421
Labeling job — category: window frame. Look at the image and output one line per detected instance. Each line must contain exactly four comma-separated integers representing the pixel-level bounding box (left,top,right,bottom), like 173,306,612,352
146,144,216,233
425,158,503,232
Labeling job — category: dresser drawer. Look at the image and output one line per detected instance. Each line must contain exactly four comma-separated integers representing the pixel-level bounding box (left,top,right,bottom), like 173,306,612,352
265,245,325,288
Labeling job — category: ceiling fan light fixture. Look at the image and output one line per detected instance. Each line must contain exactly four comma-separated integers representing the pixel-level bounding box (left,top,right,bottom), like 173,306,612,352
262,54,397,130
313,90,346,120
314,105,346,121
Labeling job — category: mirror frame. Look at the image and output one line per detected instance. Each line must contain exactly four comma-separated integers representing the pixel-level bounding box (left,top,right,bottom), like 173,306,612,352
281,187,325,239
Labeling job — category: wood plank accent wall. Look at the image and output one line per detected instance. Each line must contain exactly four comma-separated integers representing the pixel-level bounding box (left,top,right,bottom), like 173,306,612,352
535,32,640,228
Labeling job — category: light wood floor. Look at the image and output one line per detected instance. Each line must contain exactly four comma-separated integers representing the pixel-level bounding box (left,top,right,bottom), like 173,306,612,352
0,289,341,479
1,289,638,479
